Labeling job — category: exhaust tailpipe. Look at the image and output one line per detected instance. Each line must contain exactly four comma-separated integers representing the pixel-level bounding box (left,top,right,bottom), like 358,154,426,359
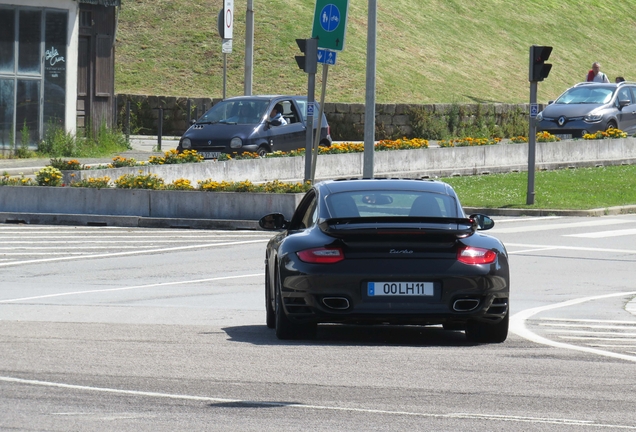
453,299,480,312
322,297,350,310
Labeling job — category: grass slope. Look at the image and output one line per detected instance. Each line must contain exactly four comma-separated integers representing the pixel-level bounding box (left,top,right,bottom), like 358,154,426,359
116,0,636,104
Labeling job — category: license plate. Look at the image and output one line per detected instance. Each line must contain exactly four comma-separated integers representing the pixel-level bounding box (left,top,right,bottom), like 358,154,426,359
368,282,434,296
200,151,220,159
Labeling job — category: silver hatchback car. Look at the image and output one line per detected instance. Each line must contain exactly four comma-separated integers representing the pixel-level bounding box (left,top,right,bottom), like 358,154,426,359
536,82,636,138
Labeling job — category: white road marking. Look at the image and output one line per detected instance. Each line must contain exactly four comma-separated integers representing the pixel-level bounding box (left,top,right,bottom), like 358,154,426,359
507,243,636,255
2,376,636,429
0,273,264,303
548,330,636,336
539,323,636,330
0,239,268,268
492,218,632,234
558,336,636,342
539,317,636,324
565,228,636,238
510,291,636,362
492,216,563,223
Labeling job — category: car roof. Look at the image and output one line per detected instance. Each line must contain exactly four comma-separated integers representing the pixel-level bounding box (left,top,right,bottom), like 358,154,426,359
222,95,306,102
317,178,455,195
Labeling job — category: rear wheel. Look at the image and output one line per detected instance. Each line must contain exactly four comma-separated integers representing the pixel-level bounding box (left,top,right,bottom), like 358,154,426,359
465,311,509,343
275,267,316,340
606,120,618,130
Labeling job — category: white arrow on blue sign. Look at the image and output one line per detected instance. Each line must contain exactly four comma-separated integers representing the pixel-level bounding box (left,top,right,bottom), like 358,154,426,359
317,49,337,65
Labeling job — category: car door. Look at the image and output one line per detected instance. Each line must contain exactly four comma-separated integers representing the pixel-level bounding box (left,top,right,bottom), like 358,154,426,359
266,99,306,153
616,86,636,133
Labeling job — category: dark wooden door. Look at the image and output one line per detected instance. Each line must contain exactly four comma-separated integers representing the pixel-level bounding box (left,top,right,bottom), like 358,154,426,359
77,4,115,135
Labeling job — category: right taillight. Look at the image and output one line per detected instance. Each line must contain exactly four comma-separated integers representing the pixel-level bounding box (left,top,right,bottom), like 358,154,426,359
457,246,497,265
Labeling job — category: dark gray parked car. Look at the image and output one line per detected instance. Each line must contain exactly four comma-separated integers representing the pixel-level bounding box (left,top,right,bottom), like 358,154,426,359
177,95,332,159
536,82,636,138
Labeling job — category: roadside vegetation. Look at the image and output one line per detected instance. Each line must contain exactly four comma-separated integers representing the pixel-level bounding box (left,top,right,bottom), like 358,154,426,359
0,124,130,160
443,165,636,210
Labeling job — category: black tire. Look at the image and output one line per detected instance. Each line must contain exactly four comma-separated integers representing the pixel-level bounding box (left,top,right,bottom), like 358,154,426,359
257,145,269,157
274,267,316,340
319,140,331,148
265,265,275,329
465,311,509,343
606,120,617,131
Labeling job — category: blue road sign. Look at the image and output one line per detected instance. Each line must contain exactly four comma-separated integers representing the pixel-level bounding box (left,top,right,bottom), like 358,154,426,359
317,49,337,65
312,0,349,51
307,102,315,116
530,103,538,118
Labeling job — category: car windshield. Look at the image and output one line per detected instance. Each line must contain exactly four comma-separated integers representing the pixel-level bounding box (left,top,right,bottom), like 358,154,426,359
326,191,458,218
197,100,269,125
555,86,615,105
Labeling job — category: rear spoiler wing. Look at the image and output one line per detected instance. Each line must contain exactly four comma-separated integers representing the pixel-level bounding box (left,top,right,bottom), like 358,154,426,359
318,216,478,239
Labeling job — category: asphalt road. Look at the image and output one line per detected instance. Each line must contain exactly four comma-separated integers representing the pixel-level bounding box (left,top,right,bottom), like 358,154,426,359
1,216,636,431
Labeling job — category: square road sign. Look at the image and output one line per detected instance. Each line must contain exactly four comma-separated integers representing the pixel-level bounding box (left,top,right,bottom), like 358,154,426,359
312,0,349,51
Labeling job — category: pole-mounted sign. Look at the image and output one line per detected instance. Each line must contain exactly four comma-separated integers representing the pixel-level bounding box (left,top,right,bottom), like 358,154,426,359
312,0,349,51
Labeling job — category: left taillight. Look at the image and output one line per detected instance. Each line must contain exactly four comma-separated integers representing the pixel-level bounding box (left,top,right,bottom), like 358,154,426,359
297,247,344,264
457,246,497,265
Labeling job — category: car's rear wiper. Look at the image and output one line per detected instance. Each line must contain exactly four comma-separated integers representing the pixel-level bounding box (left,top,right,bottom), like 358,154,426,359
219,120,237,125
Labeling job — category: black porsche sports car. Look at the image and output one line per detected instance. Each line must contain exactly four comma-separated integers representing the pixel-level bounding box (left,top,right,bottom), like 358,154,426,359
259,178,510,343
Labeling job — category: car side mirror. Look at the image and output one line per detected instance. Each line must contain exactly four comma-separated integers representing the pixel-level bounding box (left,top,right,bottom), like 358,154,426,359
259,213,288,230
547,100,555,105
469,214,494,231
190,119,197,125
619,99,630,108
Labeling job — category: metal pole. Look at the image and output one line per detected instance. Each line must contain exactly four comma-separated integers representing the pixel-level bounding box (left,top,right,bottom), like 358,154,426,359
311,63,329,184
304,71,316,182
244,0,254,95
125,100,131,144
526,82,538,205
223,52,227,99
157,107,163,151
363,0,377,179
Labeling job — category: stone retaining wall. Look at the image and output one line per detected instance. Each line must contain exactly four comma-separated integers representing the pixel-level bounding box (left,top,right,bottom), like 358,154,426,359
115,94,541,141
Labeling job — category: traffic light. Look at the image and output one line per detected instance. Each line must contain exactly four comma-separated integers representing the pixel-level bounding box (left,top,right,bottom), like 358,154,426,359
529,45,552,82
295,38,317,74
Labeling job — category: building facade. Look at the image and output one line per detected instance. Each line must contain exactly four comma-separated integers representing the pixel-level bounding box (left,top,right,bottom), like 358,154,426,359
0,0,118,151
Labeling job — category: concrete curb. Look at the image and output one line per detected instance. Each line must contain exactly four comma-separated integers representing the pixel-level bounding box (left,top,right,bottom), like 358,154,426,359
0,212,259,230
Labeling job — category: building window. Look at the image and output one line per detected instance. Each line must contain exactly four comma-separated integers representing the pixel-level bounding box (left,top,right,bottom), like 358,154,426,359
0,7,67,150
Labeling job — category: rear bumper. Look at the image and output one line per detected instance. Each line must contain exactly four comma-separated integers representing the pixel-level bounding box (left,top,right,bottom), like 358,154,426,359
280,272,509,325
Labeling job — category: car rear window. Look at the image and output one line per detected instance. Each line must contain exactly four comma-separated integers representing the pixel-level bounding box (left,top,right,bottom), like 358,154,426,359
326,191,458,218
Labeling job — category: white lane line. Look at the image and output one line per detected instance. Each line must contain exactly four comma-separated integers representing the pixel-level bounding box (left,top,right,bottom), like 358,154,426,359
559,336,636,342
492,218,632,234
492,216,563,223
1,240,264,244
539,317,636,324
506,243,636,255
510,291,636,363
565,228,636,238
3,376,636,429
0,239,268,268
548,330,636,336
539,323,636,330
507,247,558,254
0,273,263,303
0,234,272,239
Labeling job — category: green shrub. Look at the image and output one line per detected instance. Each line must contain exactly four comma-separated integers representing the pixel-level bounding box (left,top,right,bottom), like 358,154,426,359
35,166,63,186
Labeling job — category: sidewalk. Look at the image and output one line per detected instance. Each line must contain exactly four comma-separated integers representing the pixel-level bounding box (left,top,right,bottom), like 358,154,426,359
0,136,179,176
